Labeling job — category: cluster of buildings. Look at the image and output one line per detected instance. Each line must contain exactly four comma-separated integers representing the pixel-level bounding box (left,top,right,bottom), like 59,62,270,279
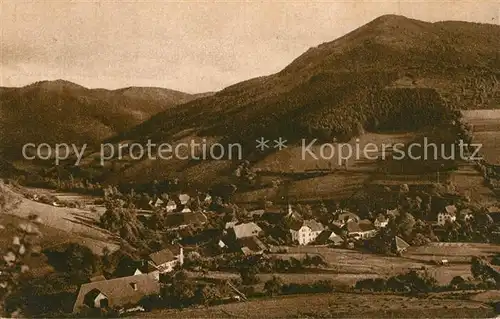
73,244,184,314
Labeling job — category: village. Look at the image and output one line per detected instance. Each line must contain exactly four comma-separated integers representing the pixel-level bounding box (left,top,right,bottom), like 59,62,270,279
8,154,498,317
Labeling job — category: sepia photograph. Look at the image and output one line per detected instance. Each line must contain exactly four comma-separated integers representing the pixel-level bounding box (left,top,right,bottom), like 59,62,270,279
1,0,500,317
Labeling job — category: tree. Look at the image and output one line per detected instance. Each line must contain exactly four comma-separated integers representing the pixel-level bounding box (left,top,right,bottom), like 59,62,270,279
44,243,101,283
0,216,42,316
396,212,415,238
238,264,260,285
264,276,283,296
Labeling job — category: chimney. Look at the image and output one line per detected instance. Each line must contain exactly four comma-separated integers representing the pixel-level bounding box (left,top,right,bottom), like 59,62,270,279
130,283,137,291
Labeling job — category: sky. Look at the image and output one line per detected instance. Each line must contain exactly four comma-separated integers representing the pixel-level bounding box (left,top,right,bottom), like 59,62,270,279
1,0,499,93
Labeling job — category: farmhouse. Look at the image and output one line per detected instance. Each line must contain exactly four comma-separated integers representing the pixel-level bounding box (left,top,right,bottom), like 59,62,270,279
344,220,377,239
437,205,457,225
164,211,208,230
148,244,184,275
72,273,160,314
358,220,377,238
314,230,344,246
238,236,268,255
334,211,360,227
289,220,324,245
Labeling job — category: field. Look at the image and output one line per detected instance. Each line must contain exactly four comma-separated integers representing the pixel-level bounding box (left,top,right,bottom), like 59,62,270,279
462,110,500,165
142,292,495,318
234,126,489,204
1,183,119,255
234,131,437,203
196,243,500,288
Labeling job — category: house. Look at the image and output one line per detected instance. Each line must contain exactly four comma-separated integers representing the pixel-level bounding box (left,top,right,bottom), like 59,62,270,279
231,222,263,239
164,211,208,230
149,244,184,275
180,207,192,213
314,230,343,246
247,209,265,218
203,194,212,204
386,208,400,219
178,193,190,205
289,219,324,245
374,215,389,228
225,221,238,229
165,200,177,213
392,236,410,254
149,198,164,208
334,212,360,227
238,236,268,255
358,220,377,239
437,205,457,225
90,275,107,282
218,239,228,249
344,220,377,240
72,273,160,314
459,209,474,222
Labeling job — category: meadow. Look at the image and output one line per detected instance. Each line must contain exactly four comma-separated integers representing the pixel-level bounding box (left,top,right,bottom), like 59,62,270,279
143,292,495,318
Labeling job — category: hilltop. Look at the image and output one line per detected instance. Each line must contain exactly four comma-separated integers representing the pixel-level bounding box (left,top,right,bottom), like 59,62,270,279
0,80,207,159
94,15,500,184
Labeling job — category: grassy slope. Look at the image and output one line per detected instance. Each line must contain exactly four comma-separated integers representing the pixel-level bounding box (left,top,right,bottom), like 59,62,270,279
142,292,494,318
0,182,119,255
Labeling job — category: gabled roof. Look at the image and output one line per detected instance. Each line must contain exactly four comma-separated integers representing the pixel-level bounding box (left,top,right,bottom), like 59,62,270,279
344,221,362,233
287,218,305,231
248,209,265,217
225,221,238,229
90,275,107,282
232,222,263,239
337,212,360,222
314,230,342,244
392,236,410,251
164,211,207,229
444,205,457,215
487,206,500,214
358,219,376,232
178,194,190,205
375,214,388,223
166,200,177,207
73,273,160,313
238,236,267,254
149,244,182,266
304,220,324,232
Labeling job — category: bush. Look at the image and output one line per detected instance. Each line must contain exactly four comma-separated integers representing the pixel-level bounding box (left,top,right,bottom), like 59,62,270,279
264,276,283,296
281,280,335,295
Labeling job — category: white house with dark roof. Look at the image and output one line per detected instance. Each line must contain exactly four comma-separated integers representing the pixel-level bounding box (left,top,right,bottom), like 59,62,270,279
165,200,177,212
289,219,324,245
148,244,184,275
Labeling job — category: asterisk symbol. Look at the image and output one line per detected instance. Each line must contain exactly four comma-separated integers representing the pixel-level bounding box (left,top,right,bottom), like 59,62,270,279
256,137,270,151
273,137,287,150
